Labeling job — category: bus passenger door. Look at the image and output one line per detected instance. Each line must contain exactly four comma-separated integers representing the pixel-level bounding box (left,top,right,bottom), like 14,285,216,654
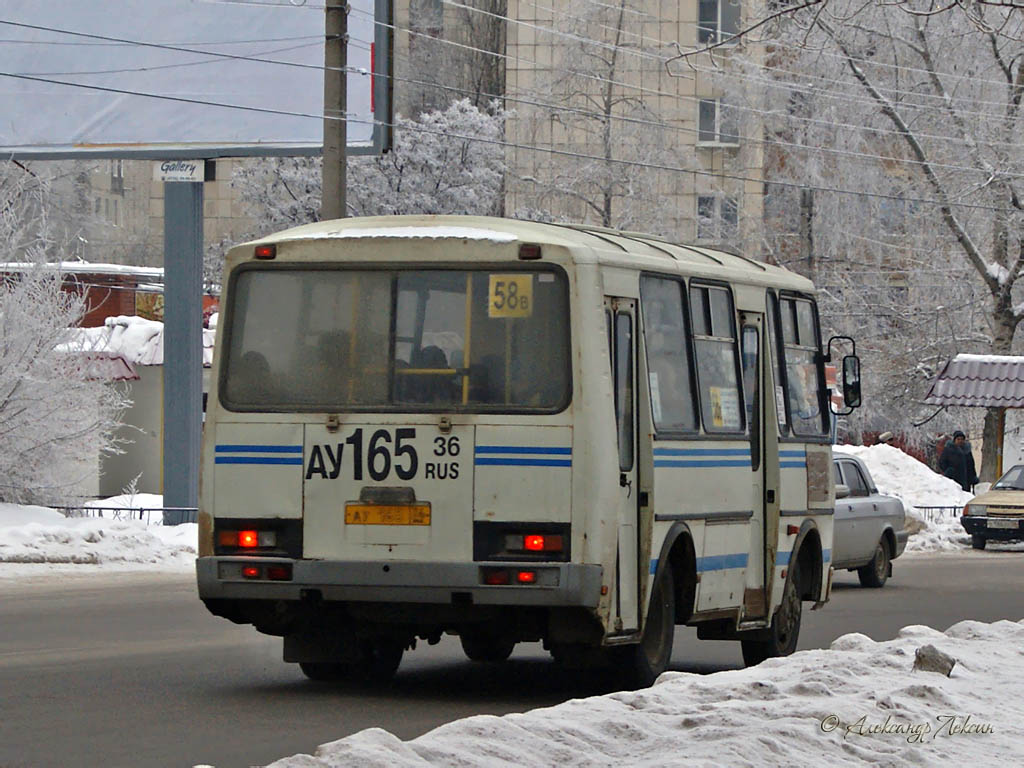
740,312,769,621
606,298,639,633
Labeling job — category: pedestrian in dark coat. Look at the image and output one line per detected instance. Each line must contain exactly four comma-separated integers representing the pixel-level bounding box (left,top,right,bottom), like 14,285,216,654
939,430,979,492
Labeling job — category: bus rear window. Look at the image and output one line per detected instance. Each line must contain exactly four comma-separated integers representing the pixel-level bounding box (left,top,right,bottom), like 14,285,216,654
220,267,571,412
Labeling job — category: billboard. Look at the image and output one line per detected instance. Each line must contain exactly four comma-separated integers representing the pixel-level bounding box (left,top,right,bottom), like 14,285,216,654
0,0,390,159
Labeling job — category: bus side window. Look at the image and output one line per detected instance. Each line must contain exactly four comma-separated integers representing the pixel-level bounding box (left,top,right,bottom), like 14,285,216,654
767,292,789,434
640,275,697,434
689,284,743,433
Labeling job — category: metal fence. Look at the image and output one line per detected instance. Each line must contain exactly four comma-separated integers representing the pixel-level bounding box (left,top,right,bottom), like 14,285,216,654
53,506,198,525
913,506,963,523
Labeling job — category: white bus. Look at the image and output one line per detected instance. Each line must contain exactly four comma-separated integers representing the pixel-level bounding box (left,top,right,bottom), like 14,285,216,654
197,215,860,687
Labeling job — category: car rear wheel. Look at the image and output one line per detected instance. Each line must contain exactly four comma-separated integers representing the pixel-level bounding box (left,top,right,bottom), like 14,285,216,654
857,539,890,588
971,534,987,550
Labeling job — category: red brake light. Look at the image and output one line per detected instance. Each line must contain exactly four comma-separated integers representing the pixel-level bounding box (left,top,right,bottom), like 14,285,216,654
517,570,537,584
254,244,276,259
238,530,259,548
524,535,545,551
242,565,261,579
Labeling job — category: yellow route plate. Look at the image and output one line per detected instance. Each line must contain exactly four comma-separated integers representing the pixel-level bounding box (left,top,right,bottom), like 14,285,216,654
345,503,431,526
488,274,533,318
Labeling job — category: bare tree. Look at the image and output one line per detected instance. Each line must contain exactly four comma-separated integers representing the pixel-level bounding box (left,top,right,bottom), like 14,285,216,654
715,3,1024,471
509,0,685,236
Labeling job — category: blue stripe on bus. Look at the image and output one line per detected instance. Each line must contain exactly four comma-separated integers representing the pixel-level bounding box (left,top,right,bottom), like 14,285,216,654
780,461,808,468
475,446,572,455
650,555,750,574
653,448,750,456
474,458,572,467
215,457,304,465
779,449,807,457
654,460,751,468
215,445,303,453
697,553,749,571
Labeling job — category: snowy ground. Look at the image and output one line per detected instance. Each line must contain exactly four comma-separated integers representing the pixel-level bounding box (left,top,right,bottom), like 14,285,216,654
262,620,1023,767
0,494,195,578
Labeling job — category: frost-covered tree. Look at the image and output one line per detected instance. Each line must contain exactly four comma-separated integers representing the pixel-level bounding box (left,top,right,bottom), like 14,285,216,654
708,4,1024,470
229,98,509,243
0,162,128,504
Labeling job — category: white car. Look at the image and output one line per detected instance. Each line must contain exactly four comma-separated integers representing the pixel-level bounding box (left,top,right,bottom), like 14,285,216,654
832,454,908,587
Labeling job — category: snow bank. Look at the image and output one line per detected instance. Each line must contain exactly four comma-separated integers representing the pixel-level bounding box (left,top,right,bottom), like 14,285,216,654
0,499,195,570
265,620,1024,767
833,444,976,552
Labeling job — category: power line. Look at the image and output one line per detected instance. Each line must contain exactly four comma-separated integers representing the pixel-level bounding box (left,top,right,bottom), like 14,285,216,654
2,67,1022,216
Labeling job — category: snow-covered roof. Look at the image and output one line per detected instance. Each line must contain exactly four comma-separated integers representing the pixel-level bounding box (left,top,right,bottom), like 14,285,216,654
925,353,1024,407
0,262,165,280
60,316,215,367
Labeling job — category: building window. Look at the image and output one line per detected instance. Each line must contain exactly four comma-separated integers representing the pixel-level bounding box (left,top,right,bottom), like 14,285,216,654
698,99,739,144
698,0,741,45
697,195,739,241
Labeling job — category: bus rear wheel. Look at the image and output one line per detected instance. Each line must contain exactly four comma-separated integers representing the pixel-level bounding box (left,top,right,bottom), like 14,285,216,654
741,568,801,667
299,661,348,681
460,631,516,662
356,639,405,683
616,565,675,689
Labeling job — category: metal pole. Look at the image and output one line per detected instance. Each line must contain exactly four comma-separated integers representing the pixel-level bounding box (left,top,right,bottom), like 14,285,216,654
162,180,203,524
322,2,348,220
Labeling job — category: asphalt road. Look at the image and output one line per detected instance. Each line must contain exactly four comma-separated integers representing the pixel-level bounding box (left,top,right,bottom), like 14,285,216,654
2,550,1024,768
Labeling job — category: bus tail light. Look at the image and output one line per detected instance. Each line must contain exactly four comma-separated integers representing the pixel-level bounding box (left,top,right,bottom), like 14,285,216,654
517,570,537,584
219,530,277,548
266,564,292,581
483,569,510,585
242,565,261,579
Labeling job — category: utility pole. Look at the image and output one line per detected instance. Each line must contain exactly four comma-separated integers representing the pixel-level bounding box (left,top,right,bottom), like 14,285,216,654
322,3,348,220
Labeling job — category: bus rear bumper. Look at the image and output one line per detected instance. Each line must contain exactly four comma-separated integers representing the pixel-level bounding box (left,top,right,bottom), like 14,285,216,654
196,556,603,608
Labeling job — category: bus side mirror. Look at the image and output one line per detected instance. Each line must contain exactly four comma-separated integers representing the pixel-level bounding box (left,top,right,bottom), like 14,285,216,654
842,355,861,409
825,335,861,415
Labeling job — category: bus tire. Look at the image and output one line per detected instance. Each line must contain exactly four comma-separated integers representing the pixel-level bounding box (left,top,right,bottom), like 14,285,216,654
356,639,404,684
299,661,348,681
616,564,675,688
857,539,890,588
460,631,515,662
741,567,801,667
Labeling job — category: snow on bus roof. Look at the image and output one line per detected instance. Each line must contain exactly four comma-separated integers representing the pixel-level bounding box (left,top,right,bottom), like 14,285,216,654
276,225,518,243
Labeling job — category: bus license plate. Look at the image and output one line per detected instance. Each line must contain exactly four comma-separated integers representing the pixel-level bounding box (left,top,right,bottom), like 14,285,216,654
987,519,1019,529
345,503,431,526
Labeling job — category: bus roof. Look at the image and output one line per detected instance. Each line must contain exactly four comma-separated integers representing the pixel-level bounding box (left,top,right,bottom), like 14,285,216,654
241,215,816,292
